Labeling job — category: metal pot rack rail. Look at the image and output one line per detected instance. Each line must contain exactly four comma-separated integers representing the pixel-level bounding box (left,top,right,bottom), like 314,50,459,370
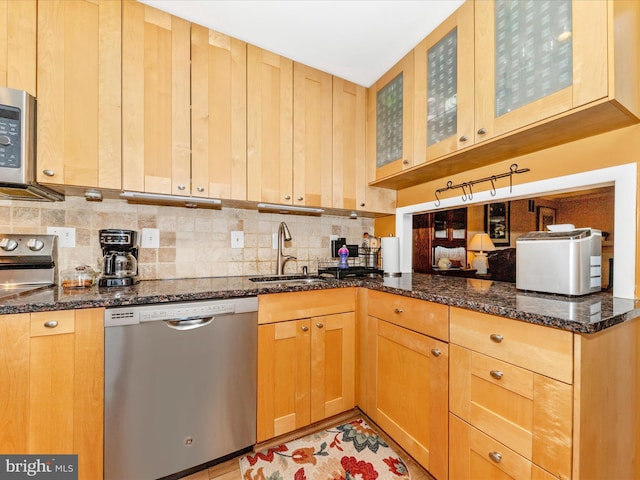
434,163,530,207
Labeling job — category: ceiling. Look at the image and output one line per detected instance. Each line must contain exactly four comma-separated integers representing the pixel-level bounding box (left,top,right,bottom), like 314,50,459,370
139,0,465,87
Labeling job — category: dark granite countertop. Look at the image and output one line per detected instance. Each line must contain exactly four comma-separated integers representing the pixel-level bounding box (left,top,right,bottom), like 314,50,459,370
1,273,638,334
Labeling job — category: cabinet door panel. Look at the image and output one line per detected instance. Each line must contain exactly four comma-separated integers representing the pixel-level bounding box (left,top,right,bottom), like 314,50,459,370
257,319,310,442
122,0,190,195
310,312,355,423
0,0,36,94
247,45,293,204
37,0,121,188
0,314,30,454
368,317,448,479
191,25,247,200
293,63,332,208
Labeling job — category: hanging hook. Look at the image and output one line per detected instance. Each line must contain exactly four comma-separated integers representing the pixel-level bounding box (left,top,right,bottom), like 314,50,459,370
467,182,474,201
434,189,441,207
509,164,518,192
490,176,497,196
461,183,468,202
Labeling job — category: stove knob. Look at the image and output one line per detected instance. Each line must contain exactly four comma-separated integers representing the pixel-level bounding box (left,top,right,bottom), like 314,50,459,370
27,238,45,251
0,135,11,146
0,238,18,251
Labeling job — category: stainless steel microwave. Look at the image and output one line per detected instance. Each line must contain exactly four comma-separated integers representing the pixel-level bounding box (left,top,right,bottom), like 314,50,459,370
0,86,63,201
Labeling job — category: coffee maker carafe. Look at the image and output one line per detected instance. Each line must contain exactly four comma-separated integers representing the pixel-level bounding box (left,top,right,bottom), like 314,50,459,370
99,229,139,287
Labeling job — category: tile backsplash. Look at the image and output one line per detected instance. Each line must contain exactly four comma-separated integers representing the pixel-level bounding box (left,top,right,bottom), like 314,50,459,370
0,196,375,281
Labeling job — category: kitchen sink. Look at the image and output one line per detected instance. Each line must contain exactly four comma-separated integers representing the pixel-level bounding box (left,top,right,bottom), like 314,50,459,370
249,275,329,286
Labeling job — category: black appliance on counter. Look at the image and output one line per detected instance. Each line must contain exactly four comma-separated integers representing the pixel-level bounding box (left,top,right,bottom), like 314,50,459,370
318,245,383,279
99,229,139,287
0,234,57,299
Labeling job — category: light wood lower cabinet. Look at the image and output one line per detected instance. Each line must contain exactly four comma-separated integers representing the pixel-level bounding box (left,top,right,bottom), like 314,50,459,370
366,290,448,480
0,308,104,480
257,289,356,442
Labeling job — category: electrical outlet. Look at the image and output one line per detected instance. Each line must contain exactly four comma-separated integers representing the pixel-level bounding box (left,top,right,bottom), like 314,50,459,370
140,228,160,248
272,233,278,250
231,231,244,249
46,227,76,248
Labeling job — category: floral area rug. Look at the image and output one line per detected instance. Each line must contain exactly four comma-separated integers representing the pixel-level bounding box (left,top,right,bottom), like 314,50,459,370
239,418,410,480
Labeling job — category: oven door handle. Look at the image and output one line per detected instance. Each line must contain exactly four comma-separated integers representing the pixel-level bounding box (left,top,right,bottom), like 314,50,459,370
164,316,214,331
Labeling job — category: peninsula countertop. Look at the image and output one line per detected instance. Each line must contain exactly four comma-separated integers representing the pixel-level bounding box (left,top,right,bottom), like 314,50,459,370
1,273,638,334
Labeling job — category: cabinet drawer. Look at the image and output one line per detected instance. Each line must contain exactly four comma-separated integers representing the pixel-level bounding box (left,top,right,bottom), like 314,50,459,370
450,344,572,479
450,414,561,480
450,307,572,383
30,311,75,337
367,290,448,341
258,288,355,324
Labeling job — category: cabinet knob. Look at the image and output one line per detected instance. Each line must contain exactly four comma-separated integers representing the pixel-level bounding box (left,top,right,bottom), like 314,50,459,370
490,333,504,343
360,203,365,208
316,322,324,329
394,308,403,314
459,135,468,142
44,320,58,328
490,370,503,380
196,186,205,192
477,127,487,135
402,159,410,165
42,169,55,177
301,325,309,332
431,348,441,357
284,195,291,200
297,196,304,201
177,185,186,191
488,452,502,463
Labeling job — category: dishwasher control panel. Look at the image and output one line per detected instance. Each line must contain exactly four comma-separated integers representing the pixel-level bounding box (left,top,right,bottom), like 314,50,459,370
104,296,258,327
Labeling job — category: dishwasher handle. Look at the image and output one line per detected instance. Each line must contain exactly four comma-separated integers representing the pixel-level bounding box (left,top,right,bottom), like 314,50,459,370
164,316,214,331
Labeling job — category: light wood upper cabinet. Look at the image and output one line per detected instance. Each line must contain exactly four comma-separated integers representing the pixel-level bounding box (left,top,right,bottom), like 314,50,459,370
247,45,293,204
414,0,474,162
37,0,121,189
293,63,333,208
191,25,247,201
257,289,356,442
0,309,104,480
122,0,191,195
0,0,36,95
334,77,396,214
367,51,414,180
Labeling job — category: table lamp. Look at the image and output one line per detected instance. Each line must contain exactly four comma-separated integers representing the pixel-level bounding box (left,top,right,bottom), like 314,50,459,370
468,233,496,275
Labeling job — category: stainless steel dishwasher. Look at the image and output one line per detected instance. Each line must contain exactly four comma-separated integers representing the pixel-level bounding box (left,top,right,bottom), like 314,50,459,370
104,296,257,480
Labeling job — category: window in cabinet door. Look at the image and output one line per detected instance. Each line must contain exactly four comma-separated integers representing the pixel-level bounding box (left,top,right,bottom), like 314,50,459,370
495,0,572,117
427,28,458,146
376,73,403,168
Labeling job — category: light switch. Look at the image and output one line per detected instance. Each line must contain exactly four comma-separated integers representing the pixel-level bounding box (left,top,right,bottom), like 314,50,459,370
231,231,244,249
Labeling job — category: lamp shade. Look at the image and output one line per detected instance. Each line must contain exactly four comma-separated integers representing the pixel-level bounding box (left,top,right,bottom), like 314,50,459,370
468,233,496,253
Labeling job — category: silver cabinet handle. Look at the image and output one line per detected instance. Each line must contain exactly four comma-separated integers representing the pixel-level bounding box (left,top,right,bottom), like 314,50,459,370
477,127,487,135
402,159,410,165
394,308,403,314
490,370,503,380
301,325,309,332
316,322,324,329
488,452,502,463
44,320,58,328
284,195,291,200
459,135,468,142
360,203,365,207
297,196,303,201
177,185,186,191
42,169,55,177
196,186,205,192
490,333,504,343
431,348,441,357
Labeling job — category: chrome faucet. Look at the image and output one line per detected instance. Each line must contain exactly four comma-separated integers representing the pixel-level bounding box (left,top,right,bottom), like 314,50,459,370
276,222,296,275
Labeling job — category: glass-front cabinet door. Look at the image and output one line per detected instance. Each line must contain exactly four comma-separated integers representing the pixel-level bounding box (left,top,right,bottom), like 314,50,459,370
414,1,474,163
475,0,607,142
368,51,414,180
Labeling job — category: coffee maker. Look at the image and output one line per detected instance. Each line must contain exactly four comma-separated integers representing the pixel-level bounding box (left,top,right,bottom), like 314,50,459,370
98,229,139,287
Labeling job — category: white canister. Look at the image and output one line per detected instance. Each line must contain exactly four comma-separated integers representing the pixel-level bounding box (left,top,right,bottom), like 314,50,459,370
381,236,401,276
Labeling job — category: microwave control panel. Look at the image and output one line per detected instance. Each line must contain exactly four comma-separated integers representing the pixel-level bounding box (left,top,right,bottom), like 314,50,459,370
0,105,21,169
